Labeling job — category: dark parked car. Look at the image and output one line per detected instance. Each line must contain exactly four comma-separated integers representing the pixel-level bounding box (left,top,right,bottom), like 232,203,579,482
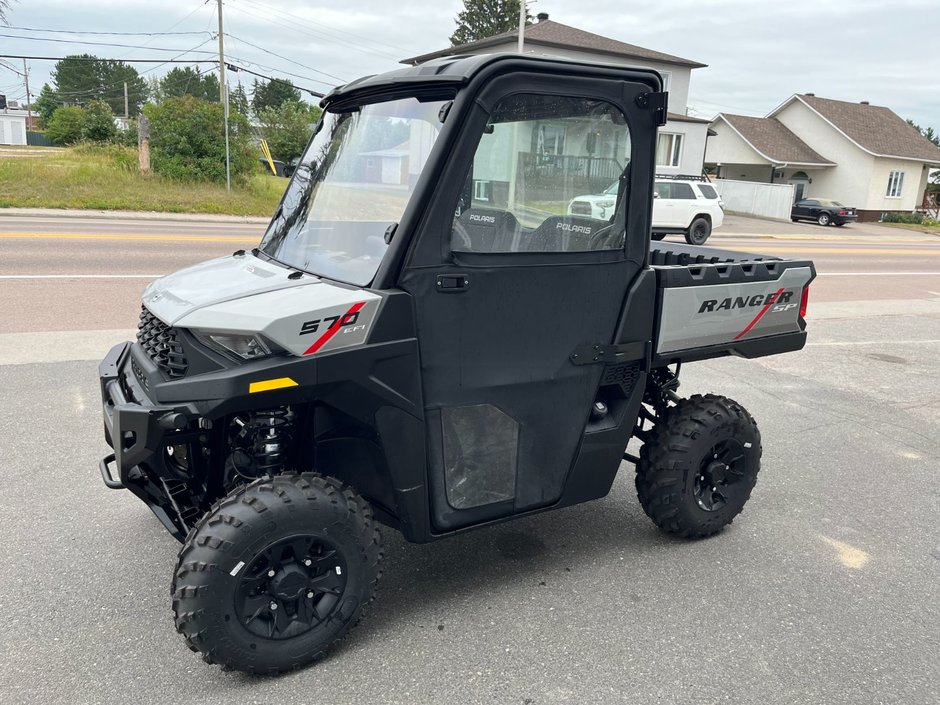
791,198,857,226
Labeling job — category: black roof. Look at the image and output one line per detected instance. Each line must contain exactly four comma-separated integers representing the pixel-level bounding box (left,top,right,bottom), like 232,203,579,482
322,53,662,108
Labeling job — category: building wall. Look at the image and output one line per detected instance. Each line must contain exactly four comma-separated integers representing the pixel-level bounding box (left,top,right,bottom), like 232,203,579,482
658,120,708,177
0,114,27,146
866,157,930,213
774,100,874,207
705,120,767,166
463,41,694,112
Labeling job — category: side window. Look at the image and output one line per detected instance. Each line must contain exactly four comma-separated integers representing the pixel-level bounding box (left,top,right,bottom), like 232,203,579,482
698,184,718,200
670,183,696,199
452,93,632,253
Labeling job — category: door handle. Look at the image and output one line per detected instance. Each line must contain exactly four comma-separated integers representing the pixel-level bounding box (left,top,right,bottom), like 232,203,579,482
436,274,469,292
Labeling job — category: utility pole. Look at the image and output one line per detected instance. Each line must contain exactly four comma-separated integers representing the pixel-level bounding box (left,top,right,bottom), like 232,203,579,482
517,1,526,53
123,81,129,120
217,0,231,191
22,58,31,126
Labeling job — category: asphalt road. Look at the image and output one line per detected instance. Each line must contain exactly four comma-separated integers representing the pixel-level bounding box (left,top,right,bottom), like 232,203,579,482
0,213,938,705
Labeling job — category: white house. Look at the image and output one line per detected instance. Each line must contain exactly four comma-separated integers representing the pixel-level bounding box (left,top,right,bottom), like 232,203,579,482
706,94,940,221
401,14,712,178
0,109,28,146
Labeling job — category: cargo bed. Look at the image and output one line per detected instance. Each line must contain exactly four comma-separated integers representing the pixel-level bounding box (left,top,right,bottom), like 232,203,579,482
650,243,816,364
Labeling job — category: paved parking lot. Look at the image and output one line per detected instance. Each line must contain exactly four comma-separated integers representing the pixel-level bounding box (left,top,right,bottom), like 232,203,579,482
0,213,938,704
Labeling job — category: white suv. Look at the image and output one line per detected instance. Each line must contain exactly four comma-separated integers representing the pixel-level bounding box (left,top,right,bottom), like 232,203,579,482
568,177,724,245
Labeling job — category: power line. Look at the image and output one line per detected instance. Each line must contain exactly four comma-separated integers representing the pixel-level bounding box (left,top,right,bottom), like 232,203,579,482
5,25,212,38
0,54,218,64
224,62,324,98
223,32,346,82
237,0,418,57
225,52,335,89
0,32,217,54
226,3,403,63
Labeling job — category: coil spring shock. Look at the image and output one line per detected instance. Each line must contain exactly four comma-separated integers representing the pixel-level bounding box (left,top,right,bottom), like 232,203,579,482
228,407,295,480
250,407,294,475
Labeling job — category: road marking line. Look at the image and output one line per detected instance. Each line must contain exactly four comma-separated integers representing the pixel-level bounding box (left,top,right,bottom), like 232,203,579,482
819,536,871,569
817,272,940,276
0,232,254,242
726,246,940,255
807,339,940,346
0,274,163,279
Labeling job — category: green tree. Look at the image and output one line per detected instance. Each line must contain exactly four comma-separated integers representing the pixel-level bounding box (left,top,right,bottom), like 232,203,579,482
45,105,86,145
907,119,939,148
251,78,301,114
144,95,255,182
33,83,59,128
230,83,250,116
51,55,148,116
450,0,530,45
157,66,219,102
82,99,117,142
259,101,321,162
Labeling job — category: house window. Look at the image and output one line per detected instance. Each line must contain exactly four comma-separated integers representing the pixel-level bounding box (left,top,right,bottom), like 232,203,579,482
886,170,905,198
656,133,683,167
660,71,672,93
531,123,566,156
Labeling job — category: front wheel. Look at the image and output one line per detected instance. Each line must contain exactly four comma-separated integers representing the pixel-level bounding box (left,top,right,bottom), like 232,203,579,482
817,212,831,226
171,473,382,674
636,394,762,538
685,217,711,245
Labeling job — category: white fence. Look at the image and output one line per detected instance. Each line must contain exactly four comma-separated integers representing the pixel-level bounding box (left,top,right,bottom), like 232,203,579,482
712,179,795,221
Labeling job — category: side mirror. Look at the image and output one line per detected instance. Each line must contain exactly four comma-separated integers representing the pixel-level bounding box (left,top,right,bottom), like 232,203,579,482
653,191,660,199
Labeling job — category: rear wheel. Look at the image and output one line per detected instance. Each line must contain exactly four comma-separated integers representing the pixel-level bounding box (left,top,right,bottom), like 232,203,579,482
636,394,761,538
817,212,831,226
651,232,666,241
685,217,711,245
835,222,845,227
171,473,382,674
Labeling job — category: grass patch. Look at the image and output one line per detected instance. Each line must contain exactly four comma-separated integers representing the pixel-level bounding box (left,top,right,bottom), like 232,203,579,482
0,144,286,216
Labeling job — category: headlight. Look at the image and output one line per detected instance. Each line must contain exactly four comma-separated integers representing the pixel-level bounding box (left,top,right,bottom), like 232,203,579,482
191,331,278,361
596,199,615,209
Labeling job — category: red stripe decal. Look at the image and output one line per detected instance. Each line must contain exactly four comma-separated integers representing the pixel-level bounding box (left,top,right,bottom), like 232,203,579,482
302,301,366,355
733,288,784,341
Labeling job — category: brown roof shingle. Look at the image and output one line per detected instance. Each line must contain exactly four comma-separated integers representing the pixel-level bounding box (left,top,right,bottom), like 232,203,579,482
796,95,940,163
401,20,706,68
719,114,834,165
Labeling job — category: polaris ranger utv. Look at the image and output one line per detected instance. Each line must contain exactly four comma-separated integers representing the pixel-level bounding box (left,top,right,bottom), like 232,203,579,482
98,54,815,674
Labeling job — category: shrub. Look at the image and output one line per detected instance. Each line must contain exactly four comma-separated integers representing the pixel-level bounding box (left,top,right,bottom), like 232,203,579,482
46,106,86,145
881,211,925,224
258,101,320,163
82,99,118,142
113,118,138,147
144,96,257,182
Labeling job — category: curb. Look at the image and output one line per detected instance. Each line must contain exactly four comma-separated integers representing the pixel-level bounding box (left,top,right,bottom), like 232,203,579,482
0,207,270,225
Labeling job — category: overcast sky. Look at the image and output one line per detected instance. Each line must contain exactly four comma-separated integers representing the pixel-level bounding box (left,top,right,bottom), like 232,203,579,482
2,0,937,130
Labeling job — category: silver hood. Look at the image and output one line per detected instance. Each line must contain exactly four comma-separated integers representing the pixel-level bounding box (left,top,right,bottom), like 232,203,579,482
142,254,318,325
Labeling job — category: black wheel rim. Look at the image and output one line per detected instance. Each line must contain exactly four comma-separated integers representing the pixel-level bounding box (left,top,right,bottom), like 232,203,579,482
234,535,348,640
692,223,708,243
694,439,748,512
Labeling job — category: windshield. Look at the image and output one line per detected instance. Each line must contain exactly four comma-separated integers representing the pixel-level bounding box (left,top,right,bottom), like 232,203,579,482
260,96,448,285
817,199,844,207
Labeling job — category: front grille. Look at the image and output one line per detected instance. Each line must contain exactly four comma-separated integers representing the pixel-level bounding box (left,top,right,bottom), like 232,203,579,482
137,306,188,378
570,201,593,215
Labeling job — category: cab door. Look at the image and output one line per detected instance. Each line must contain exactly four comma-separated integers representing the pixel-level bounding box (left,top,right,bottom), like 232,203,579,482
398,72,658,531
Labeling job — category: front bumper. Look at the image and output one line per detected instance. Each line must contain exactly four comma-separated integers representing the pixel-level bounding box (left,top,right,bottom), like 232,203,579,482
99,342,201,540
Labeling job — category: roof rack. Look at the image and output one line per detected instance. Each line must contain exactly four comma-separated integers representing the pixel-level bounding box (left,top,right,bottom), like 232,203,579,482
654,173,710,182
